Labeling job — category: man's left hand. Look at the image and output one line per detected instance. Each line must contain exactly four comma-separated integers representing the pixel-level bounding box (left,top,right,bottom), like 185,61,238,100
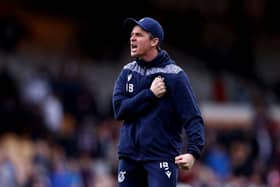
175,153,195,170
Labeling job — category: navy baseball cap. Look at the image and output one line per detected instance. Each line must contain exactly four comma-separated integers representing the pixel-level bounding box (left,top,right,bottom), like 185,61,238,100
124,17,164,43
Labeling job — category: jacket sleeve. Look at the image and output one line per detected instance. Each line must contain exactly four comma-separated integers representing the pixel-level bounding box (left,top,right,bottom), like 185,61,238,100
112,69,157,120
171,72,205,159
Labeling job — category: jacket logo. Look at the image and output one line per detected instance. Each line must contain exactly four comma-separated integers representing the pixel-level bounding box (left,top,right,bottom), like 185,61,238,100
127,74,132,81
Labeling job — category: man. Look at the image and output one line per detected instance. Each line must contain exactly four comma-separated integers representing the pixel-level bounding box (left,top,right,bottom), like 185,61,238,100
112,17,205,187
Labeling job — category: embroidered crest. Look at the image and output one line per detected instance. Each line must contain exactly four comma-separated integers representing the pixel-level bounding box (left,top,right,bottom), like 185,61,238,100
118,171,126,183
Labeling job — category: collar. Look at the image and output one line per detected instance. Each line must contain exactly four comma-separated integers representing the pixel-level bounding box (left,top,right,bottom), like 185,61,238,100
136,50,171,68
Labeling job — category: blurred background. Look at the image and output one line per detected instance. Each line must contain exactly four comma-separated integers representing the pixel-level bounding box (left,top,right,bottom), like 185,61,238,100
0,0,280,186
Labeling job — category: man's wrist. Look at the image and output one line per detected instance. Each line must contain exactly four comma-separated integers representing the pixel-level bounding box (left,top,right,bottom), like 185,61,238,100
186,150,200,160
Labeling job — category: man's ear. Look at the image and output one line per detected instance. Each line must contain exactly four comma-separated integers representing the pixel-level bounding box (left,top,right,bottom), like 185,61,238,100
151,37,160,47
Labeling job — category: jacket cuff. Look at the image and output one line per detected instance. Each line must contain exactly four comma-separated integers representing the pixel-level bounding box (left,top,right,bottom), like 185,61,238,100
186,149,200,160
146,89,158,100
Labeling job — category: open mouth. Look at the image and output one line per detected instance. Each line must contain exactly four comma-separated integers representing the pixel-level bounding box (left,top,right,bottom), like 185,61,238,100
131,44,138,53
131,44,137,49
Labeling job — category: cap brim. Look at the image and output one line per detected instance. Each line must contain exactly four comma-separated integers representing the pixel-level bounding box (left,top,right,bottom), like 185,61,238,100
123,18,139,32
123,18,150,34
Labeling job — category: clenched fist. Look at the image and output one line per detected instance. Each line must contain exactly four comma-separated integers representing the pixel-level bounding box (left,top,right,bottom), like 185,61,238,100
175,153,195,170
150,76,166,98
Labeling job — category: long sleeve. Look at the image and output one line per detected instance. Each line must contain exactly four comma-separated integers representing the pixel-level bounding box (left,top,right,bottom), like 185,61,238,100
112,69,156,120
171,72,205,159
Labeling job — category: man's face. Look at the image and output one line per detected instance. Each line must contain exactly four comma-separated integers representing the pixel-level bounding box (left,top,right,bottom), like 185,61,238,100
130,25,155,58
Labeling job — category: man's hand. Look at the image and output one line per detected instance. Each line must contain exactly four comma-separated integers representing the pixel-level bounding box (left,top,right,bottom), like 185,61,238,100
175,153,195,170
150,76,166,98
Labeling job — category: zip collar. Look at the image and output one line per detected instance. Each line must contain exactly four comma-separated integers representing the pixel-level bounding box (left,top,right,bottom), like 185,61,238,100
136,50,174,68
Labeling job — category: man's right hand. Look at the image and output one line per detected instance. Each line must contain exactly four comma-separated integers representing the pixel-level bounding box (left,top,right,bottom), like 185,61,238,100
150,76,166,98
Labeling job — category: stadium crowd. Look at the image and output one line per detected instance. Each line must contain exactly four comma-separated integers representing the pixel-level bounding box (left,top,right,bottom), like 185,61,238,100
0,50,280,187
1,0,280,186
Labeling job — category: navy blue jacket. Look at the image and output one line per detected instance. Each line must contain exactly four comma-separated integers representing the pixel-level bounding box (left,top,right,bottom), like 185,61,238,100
112,50,205,161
